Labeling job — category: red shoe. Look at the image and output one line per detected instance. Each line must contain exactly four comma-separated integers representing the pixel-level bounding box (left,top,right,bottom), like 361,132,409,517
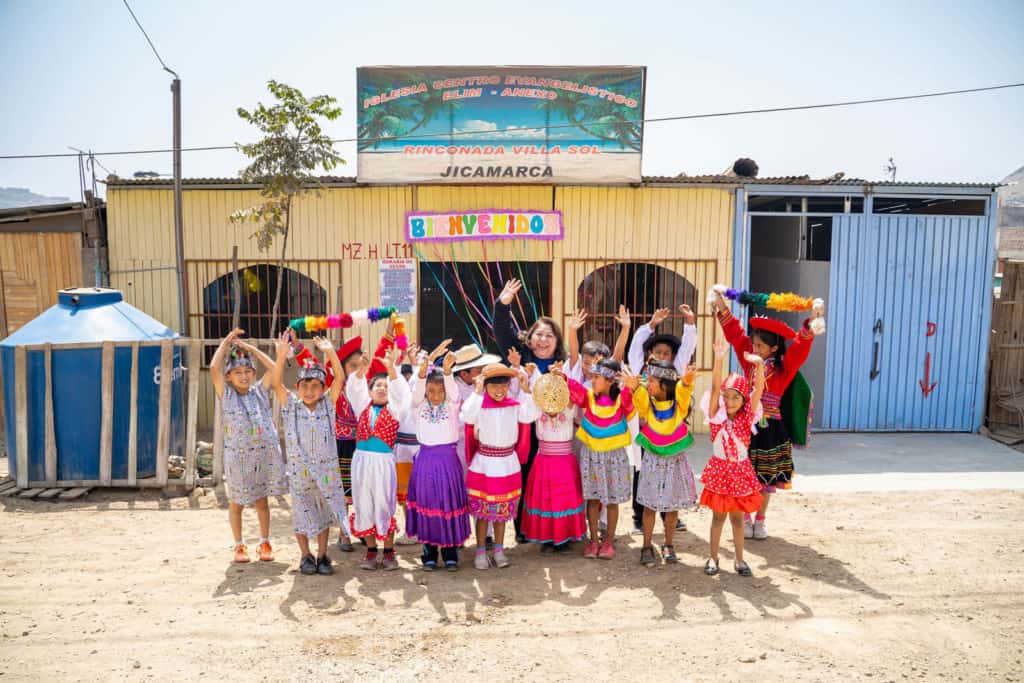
598,540,616,560
233,543,250,564
583,541,600,559
257,541,274,562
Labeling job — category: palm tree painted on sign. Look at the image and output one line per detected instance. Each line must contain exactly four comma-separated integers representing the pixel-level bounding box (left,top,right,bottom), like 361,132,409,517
358,73,460,150
534,74,643,151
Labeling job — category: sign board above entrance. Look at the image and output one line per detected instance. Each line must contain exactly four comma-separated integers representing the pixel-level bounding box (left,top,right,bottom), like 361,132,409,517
357,66,645,184
405,210,563,243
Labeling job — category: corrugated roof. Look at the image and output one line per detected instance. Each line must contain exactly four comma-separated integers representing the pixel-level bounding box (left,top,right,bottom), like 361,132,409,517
103,174,999,189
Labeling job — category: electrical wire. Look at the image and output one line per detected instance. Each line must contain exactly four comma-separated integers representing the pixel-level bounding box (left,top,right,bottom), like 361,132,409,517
122,0,178,78
1,81,1021,161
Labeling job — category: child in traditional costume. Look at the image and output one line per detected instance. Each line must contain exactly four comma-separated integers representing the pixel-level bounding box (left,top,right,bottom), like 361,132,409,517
622,359,697,566
519,368,587,552
564,359,636,560
626,305,698,535
566,305,631,388
268,334,349,576
712,289,825,540
461,363,540,570
346,348,412,571
450,343,503,472
292,328,396,552
405,343,471,571
700,339,766,577
210,329,288,564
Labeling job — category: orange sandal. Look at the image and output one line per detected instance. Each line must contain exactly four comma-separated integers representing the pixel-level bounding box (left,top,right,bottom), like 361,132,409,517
233,543,251,563
257,541,274,562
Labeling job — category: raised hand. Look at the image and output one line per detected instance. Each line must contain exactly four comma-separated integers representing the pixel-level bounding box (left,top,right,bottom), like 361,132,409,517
313,336,334,354
713,338,728,359
356,354,371,378
273,332,290,359
474,373,485,395
428,338,453,363
648,307,671,328
619,365,641,391
507,347,522,369
682,363,698,386
679,304,696,325
523,362,538,378
568,308,587,332
442,351,457,375
498,279,522,305
615,305,631,328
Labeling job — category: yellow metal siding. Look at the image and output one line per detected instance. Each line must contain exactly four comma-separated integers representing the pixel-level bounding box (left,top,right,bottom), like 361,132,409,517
106,183,733,432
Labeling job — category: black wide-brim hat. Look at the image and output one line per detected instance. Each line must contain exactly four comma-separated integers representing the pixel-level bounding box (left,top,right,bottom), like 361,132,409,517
642,333,681,356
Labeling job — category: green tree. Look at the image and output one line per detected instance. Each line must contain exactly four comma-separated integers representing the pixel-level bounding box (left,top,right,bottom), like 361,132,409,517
230,80,343,333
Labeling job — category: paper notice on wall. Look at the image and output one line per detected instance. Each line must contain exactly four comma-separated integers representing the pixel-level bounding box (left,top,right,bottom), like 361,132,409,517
379,258,417,314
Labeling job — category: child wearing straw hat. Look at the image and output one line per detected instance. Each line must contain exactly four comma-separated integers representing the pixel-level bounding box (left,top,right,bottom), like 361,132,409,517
461,362,540,570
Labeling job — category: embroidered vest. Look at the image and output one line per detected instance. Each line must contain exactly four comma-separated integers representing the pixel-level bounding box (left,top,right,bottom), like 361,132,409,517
356,404,400,447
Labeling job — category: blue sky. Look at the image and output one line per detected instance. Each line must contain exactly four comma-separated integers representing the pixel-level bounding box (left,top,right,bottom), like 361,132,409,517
1,0,1022,201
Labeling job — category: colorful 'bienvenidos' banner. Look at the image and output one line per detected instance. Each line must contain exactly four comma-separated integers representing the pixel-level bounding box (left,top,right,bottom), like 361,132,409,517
357,66,645,184
406,210,563,243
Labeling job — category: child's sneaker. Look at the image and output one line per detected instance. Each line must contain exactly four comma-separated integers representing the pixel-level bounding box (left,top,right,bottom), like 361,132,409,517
597,540,616,560
474,552,491,570
381,549,400,571
583,541,600,559
359,550,379,571
316,555,334,575
299,554,317,575
640,546,657,567
395,533,418,546
233,543,250,564
743,517,754,539
493,548,511,569
257,541,274,562
753,519,768,540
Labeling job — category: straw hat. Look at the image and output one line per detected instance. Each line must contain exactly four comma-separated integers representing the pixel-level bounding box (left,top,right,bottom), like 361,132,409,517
532,372,570,414
451,344,501,373
478,363,519,382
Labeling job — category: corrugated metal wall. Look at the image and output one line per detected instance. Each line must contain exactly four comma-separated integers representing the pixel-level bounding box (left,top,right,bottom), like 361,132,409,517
106,183,734,430
823,214,993,431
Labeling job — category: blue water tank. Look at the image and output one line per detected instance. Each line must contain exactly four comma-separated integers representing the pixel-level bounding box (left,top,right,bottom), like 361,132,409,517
2,288,185,483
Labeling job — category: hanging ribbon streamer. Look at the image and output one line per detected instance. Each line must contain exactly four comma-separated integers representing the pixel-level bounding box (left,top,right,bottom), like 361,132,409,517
288,306,396,334
516,240,539,322
440,244,486,347
413,245,483,348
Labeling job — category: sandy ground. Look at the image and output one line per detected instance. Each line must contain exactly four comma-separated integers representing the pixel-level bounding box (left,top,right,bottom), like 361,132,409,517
0,457,1022,682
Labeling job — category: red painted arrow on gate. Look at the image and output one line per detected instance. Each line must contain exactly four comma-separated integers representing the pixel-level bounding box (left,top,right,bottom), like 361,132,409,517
918,352,937,398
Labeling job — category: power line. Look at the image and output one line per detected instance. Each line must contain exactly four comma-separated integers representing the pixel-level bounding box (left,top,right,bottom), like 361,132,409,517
121,0,178,78
1,81,1021,161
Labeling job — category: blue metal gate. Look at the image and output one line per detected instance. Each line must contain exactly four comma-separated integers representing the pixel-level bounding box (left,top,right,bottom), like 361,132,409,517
822,214,993,431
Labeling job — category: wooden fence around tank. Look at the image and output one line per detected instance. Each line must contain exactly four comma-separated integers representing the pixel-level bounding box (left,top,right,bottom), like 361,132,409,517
4,338,205,490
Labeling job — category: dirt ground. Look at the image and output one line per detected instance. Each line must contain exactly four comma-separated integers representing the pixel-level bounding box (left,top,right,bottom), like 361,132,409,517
0,457,1022,682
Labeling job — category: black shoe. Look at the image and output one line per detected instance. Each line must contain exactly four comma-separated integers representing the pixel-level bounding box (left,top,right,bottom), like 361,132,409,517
540,542,556,554
337,537,355,552
316,555,334,575
444,560,459,572
515,532,527,544
735,561,753,577
553,542,573,554
299,554,317,575
675,519,687,532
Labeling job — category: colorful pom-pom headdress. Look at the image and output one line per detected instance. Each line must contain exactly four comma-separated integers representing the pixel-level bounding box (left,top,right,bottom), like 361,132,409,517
708,284,827,337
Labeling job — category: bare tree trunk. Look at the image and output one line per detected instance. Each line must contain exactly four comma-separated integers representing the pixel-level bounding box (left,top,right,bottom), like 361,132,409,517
230,245,241,331
269,196,292,336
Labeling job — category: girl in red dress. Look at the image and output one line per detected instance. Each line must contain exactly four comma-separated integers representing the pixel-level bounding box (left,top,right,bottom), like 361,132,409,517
699,339,766,577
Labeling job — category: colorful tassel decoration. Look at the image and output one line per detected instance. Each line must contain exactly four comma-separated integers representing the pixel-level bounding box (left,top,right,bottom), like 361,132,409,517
712,284,821,313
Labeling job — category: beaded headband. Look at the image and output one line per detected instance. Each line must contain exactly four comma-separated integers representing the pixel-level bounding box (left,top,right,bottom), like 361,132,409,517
647,364,679,381
225,350,255,372
590,365,618,380
296,359,326,383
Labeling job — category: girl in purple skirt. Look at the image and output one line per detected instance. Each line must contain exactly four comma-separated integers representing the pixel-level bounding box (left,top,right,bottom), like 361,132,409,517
405,342,472,571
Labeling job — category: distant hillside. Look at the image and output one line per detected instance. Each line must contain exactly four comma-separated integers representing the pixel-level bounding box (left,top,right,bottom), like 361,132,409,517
0,187,72,209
